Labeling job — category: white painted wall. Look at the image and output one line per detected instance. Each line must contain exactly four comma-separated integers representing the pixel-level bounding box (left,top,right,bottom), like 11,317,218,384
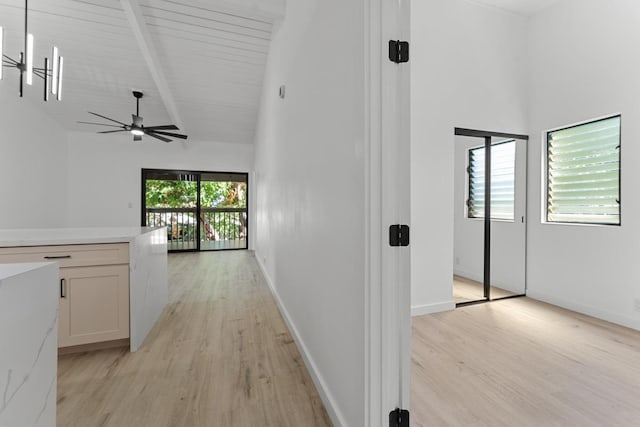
66,132,253,228
0,85,68,228
453,136,527,294
252,0,365,424
411,0,529,315
527,0,640,329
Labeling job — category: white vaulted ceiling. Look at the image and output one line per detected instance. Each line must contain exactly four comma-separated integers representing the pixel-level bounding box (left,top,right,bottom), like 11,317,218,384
0,0,284,143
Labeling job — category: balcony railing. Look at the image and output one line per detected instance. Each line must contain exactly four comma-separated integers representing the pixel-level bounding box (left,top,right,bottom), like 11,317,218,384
145,207,247,251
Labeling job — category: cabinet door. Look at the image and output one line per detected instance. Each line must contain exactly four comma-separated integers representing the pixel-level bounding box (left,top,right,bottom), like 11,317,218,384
58,265,130,347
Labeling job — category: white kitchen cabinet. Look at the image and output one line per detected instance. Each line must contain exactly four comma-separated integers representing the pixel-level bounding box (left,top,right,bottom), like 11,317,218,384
0,243,130,348
58,264,129,347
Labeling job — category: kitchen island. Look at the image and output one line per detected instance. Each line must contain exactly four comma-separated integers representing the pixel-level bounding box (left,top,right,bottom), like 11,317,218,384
0,227,168,352
0,262,58,427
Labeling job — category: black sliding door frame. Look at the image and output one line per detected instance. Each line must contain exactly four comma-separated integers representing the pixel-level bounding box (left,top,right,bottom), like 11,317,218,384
454,128,529,307
141,168,249,253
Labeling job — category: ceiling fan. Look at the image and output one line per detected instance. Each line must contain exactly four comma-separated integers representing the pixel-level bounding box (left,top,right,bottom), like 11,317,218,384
78,91,188,143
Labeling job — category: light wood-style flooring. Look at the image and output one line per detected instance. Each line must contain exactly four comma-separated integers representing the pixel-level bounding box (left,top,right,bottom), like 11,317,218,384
411,297,640,426
57,251,331,426
453,275,517,304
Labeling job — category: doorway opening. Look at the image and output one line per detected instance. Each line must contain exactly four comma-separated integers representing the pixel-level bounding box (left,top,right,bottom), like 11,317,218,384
453,128,528,307
141,169,248,252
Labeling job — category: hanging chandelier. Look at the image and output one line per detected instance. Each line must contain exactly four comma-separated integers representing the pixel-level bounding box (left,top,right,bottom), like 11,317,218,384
0,0,63,101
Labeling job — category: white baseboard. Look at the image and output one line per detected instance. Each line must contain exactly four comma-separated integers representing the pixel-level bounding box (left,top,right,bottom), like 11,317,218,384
453,268,480,282
254,252,347,427
411,301,455,317
453,268,522,294
527,290,640,332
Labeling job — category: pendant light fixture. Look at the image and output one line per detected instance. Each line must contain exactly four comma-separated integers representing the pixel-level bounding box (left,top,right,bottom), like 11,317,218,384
0,0,63,101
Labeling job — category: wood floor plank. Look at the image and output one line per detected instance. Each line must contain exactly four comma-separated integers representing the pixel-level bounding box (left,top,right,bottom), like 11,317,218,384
57,251,331,427
412,298,640,426
453,275,517,304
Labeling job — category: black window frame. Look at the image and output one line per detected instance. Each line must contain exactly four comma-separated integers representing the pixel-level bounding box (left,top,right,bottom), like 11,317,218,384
545,114,621,226
141,168,250,252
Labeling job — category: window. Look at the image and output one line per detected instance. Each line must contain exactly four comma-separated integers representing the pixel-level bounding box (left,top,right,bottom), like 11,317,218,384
467,140,516,221
546,115,620,225
142,169,249,252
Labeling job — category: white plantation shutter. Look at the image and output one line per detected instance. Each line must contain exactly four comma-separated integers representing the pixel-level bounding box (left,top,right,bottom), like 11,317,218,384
547,116,620,225
468,141,516,221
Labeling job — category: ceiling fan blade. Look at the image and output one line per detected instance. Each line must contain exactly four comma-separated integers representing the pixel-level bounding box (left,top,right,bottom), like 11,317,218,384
148,130,188,140
145,132,172,143
133,135,142,142
77,121,123,128
144,125,179,131
98,130,128,134
88,112,128,126
132,114,143,127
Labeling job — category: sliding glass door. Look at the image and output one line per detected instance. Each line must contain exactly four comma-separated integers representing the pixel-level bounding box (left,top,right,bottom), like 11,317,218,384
142,169,248,252
199,173,248,251
143,170,198,251
453,128,528,306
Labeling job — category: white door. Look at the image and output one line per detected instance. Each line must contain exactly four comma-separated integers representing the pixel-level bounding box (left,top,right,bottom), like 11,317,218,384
365,0,411,425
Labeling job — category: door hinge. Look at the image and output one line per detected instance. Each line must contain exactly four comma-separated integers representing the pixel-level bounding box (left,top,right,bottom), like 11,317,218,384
389,224,410,247
388,40,409,63
389,408,410,427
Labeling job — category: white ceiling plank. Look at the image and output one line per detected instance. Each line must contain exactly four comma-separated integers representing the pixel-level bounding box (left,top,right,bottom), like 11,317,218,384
143,12,271,41
145,18,271,49
141,2,273,34
152,36,267,63
158,0,285,25
464,0,563,16
120,0,185,131
155,47,266,68
150,31,269,56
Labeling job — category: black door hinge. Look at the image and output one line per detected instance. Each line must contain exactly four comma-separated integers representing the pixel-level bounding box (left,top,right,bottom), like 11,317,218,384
389,408,410,427
389,225,410,247
388,40,409,63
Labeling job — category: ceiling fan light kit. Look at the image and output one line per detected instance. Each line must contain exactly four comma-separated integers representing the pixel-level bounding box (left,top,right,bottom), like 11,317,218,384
0,0,64,101
78,91,188,143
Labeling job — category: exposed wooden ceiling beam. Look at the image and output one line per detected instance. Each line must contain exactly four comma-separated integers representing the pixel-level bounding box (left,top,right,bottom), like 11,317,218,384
120,0,185,131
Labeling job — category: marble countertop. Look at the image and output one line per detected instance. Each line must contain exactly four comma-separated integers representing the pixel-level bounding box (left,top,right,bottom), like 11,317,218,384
0,262,55,279
0,227,164,247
